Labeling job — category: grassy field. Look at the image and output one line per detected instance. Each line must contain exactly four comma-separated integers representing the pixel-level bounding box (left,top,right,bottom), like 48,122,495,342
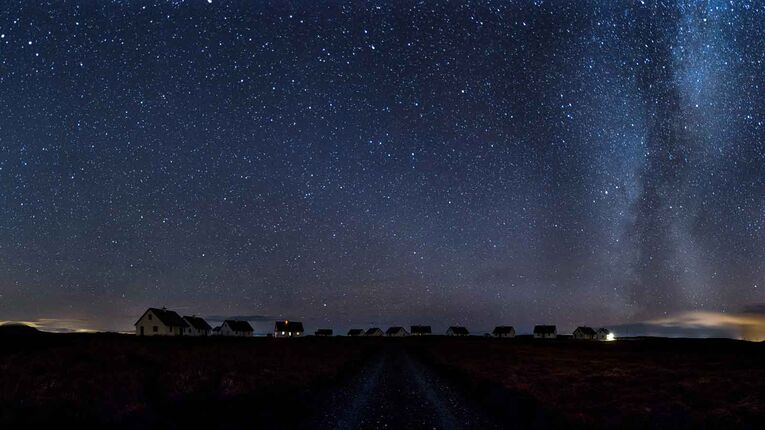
1,333,763,429
414,337,765,429
0,333,377,429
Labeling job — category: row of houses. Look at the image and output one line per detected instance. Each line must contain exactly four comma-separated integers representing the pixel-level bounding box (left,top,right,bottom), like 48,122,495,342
343,326,470,337
135,308,306,337
341,325,611,340
535,325,614,341
135,308,255,337
134,308,613,340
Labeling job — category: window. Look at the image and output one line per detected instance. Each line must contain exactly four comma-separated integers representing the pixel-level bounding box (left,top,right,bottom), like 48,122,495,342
153,326,158,332
148,314,152,320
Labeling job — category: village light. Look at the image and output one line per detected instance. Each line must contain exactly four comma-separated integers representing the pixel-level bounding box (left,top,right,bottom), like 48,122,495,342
606,332,616,341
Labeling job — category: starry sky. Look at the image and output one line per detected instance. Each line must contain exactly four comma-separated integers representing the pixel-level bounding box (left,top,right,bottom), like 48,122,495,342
1,1,764,334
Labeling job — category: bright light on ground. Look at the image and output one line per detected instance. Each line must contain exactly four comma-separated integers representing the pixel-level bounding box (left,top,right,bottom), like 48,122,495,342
606,333,616,341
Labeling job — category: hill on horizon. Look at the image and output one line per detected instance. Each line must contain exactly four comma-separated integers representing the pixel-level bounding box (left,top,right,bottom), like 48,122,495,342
0,323,41,336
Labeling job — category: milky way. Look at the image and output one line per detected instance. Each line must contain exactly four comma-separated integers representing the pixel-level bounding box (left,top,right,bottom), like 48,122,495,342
0,1,763,333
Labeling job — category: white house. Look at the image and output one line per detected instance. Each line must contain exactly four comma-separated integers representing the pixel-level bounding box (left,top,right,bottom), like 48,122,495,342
386,326,409,337
216,320,254,337
446,326,469,336
492,326,515,338
365,327,384,336
183,315,212,336
135,307,188,336
533,325,557,339
573,326,597,340
274,320,304,338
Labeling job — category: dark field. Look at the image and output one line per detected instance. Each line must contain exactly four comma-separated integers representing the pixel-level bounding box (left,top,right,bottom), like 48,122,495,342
414,337,765,429
1,334,763,429
0,334,376,429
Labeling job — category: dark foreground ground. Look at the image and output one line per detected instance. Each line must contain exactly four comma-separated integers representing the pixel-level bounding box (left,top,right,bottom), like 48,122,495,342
1,334,763,429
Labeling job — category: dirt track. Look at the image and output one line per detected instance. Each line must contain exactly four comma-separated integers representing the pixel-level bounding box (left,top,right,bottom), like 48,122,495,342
309,344,505,430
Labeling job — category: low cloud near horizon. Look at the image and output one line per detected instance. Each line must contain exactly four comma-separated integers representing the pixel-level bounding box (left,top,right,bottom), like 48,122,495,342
0,318,101,333
612,309,765,341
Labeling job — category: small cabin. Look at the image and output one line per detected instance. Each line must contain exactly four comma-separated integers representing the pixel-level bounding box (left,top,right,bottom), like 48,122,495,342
347,329,364,336
218,320,254,337
410,325,432,336
365,327,384,337
275,320,304,338
135,307,189,336
596,328,613,341
386,327,409,337
183,315,212,336
446,326,469,336
492,326,515,338
533,325,557,339
573,326,597,340
315,329,333,337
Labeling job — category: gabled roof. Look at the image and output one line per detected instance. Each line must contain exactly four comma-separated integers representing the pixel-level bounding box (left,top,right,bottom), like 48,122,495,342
411,325,431,334
493,326,515,334
183,315,212,331
365,327,383,335
315,329,333,336
596,327,610,334
533,325,556,334
575,326,597,335
347,329,364,336
386,326,407,335
135,308,189,328
275,321,304,332
448,326,469,335
224,320,253,332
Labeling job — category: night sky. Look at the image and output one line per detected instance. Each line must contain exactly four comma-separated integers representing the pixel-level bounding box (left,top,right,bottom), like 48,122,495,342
1,1,764,335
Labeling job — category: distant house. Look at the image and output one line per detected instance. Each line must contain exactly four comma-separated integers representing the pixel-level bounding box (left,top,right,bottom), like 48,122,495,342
135,307,188,336
596,328,613,341
365,327,384,337
573,326,597,340
533,325,557,339
315,329,333,337
446,326,469,336
218,320,254,337
274,320,304,338
410,325,432,336
183,315,212,336
492,326,516,338
386,327,409,337
347,329,364,336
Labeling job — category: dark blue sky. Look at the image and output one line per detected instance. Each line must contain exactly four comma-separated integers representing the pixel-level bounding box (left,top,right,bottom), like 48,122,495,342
1,1,763,334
